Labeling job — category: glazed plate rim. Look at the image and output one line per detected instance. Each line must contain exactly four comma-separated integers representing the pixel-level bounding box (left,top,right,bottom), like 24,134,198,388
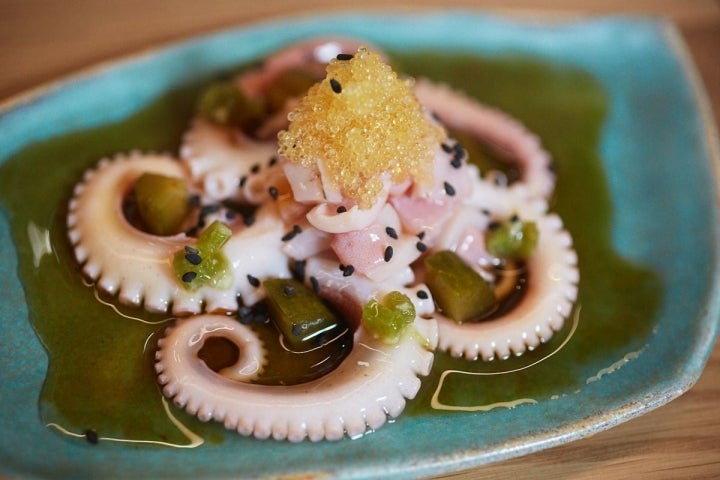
1,10,719,480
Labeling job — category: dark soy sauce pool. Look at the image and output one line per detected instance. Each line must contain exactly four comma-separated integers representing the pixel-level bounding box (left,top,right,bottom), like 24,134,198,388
0,52,661,445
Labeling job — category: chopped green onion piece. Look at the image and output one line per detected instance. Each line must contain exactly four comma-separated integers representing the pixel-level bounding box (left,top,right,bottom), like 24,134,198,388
362,291,416,345
424,250,496,324
173,221,232,291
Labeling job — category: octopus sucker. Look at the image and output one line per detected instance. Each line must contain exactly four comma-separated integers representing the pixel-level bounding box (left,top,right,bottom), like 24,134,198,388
414,79,556,201
434,182,579,361
154,312,437,442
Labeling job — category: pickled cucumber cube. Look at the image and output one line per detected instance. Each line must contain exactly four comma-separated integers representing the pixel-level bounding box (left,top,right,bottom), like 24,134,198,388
134,173,190,236
424,250,496,323
486,217,539,260
264,278,340,351
265,69,318,113
197,81,265,131
362,291,416,345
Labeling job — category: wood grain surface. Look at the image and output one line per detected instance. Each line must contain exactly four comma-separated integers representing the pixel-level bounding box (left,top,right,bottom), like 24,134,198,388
1,1,718,479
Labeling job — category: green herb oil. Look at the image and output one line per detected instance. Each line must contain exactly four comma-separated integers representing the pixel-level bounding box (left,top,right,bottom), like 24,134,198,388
0,53,661,444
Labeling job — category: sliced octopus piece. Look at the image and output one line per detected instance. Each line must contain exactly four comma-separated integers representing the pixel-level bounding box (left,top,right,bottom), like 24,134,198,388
66,152,279,315
434,182,578,361
155,310,438,442
414,79,555,201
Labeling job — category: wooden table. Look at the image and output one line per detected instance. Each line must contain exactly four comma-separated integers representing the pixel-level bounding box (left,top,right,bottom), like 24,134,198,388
1,1,718,478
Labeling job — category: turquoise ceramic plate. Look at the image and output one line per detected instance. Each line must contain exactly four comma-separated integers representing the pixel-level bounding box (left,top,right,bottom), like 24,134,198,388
1,11,718,480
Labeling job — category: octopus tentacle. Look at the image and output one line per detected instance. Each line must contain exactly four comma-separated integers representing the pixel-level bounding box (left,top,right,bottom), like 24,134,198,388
155,312,437,442
156,314,266,386
434,182,578,361
180,117,278,202
67,152,198,313
66,152,292,315
414,79,555,200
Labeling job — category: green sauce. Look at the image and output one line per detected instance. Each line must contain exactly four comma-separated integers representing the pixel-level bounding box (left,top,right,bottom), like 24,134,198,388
0,52,661,444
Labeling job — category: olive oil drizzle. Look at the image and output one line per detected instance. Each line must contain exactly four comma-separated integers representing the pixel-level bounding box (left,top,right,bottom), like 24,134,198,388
46,396,203,448
431,305,581,412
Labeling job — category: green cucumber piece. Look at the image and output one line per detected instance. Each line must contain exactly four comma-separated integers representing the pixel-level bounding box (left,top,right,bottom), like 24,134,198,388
264,278,341,351
134,173,190,235
424,250,496,323
486,216,539,260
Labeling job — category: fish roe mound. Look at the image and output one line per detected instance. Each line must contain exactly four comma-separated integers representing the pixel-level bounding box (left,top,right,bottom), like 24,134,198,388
278,47,445,208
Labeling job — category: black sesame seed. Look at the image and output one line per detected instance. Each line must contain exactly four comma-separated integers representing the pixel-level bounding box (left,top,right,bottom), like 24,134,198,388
510,214,520,223
450,157,462,169
268,186,278,199
237,304,269,325
237,305,253,324
243,214,256,227
184,245,199,255
281,225,301,242
268,156,278,167
182,271,197,283
342,264,354,277
336,53,354,60
441,142,453,153
385,226,398,239
417,231,426,240
283,284,296,297
225,210,236,220
294,260,306,279
417,290,429,300
416,241,427,252
444,181,456,196
247,274,260,287
250,163,261,174
488,220,501,231
185,252,202,265
336,205,347,213
481,209,491,216
84,429,99,445
189,194,201,206
384,245,394,262
200,204,221,217
330,78,342,94
239,175,247,188
310,276,320,293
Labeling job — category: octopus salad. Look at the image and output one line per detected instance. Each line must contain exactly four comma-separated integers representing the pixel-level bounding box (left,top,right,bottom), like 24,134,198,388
66,39,578,442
